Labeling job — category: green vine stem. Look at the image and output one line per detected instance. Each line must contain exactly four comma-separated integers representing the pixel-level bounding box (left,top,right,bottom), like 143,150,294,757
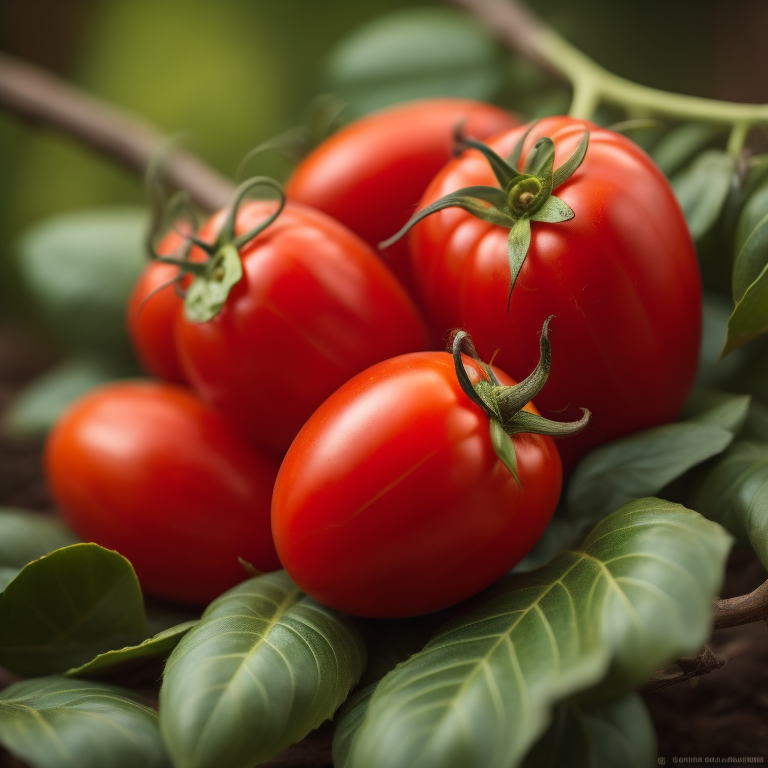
448,0,768,154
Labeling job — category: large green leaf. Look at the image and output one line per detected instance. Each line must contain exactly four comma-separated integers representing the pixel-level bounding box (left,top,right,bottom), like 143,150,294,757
159,571,366,768
0,543,147,677
692,440,768,568
671,149,735,241
520,693,656,768
0,508,77,577
324,8,504,117
0,677,171,768
344,499,730,768
15,208,147,361
65,621,196,681
722,261,768,357
3,359,137,437
566,394,746,525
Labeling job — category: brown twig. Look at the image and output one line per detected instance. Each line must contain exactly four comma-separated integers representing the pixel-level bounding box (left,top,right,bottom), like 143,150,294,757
447,0,561,78
0,51,234,212
714,578,768,629
638,581,768,693
639,639,754,694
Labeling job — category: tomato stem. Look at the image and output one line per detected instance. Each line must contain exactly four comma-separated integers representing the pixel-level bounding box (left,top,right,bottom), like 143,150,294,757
451,320,590,480
449,0,768,131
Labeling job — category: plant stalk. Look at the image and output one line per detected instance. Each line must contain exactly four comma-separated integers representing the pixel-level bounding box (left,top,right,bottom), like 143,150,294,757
449,0,768,129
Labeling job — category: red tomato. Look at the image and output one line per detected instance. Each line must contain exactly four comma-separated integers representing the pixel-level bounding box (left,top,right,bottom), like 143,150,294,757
410,117,702,470
127,231,186,383
45,381,280,605
272,352,561,618
175,200,430,458
286,98,518,297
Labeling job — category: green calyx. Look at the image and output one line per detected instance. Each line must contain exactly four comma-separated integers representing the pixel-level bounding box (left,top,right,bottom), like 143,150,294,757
451,317,590,484
381,123,589,310
148,176,286,324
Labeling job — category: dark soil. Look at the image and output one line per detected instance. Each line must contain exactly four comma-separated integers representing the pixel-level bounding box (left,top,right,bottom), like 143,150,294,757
1,321,766,767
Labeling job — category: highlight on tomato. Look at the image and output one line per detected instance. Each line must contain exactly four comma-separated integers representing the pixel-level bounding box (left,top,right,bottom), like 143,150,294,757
272,318,589,618
286,98,519,297
385,116,702,471
45,381,281,605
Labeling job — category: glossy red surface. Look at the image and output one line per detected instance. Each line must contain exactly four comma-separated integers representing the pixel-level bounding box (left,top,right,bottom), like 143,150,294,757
411,117,702,470
286,98,518,297
46,381,280,605
175,200,430,457
272,352,561,618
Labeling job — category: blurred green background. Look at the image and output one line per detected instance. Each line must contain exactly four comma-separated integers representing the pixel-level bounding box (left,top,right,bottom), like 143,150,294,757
1,0,765,325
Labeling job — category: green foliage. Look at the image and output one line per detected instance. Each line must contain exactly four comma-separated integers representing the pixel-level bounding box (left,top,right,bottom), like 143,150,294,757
159,571,366,768
566,392,747,525
692,440,768,569
0,677,171,768
342,499,730,768
0,544,147,677
325,8,505,117
15,207,148,362
0,508,77,584
3,359,137,437
723,201,768,356
66,621,196,680
520,694,656,768
671,149,735,241
651,122,722,177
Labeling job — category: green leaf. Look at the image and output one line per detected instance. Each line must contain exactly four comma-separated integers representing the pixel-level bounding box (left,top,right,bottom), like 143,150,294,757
507,217,531,304
490,419,520,484
567,418,734,527
0,677,171,768
15,208,148,362
333,684,377,768
696,293,753,389
159,571,366,768
183,243,243,323
671,150,735,241
681,389,751,434
529,195,574,224
324,8,504,118
692,440,768,569
3,358,136,437
651,123,722,177
733,210,768,303
0,543,147,677
65,621,196,680
345,499,730,768
741,401,768,443
0,508,77,574
722,258,768,356
521,693,656,768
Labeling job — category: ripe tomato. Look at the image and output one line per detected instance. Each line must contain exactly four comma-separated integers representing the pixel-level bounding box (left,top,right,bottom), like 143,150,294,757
286,98,518,297
272,351,562,618
126,231,186,383
408,116,702,470
175,199,430,458
45,381,280,605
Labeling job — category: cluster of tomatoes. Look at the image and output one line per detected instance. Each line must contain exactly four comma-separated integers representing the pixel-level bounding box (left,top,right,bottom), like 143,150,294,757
44,98,702,617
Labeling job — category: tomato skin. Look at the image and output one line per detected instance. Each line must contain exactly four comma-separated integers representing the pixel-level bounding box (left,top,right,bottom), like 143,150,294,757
126,231,186,383
175,200,430,458
45,381,280,605
272,352,561,618
286,98,518,296
411,117,702,470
